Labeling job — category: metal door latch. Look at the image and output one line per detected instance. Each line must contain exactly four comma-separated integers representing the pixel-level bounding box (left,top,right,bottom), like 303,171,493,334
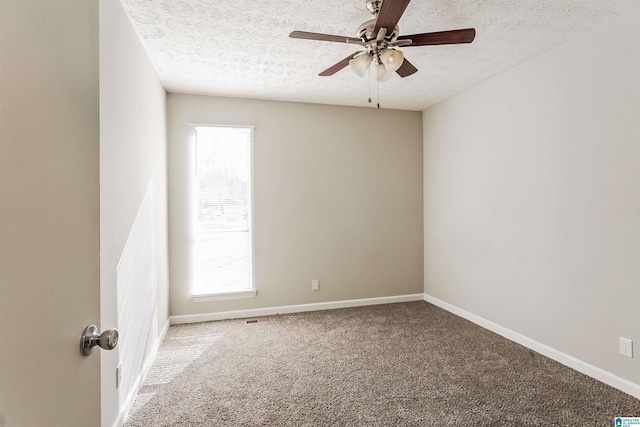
80,325,118,356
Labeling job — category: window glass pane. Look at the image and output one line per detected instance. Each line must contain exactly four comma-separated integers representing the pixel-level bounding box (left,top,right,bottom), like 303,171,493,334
194,126,253,294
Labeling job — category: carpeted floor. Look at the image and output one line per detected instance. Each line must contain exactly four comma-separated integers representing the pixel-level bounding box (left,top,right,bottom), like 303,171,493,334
125,301,640,426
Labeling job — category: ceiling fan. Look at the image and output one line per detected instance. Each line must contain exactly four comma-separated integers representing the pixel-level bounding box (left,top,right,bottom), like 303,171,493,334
289,0,475,81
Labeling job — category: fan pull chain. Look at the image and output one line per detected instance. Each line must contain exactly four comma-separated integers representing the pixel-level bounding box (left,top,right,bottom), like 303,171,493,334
377,75,380,109
368,66,372,104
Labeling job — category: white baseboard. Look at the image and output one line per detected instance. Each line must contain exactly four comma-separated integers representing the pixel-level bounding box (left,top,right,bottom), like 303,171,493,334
423,293,640,400
112,317,171,427
170,293,424,325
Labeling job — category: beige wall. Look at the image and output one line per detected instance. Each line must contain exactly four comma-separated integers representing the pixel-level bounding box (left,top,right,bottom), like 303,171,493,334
99,0,169,425
0,1,101,425
423,8,640,387
168,94,423,316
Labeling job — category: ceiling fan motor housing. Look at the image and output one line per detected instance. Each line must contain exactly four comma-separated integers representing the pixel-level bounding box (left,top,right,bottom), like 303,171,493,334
357,19,399,42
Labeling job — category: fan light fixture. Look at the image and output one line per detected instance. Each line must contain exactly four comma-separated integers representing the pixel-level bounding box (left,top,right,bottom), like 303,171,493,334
349,54,373,77
349,48,404,81
380,49,404,72
377,62,392,81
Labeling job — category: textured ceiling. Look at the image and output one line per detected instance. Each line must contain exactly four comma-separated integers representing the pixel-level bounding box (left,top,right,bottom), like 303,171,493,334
121,0,640,111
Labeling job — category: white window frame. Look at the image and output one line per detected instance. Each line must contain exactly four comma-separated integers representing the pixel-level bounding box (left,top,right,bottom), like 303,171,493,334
190,124,256,302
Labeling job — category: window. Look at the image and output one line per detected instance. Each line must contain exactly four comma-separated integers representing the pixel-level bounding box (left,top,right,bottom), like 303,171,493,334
192,125,254,299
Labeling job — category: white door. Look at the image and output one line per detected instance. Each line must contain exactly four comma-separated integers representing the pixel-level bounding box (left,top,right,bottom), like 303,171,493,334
0,1,103,425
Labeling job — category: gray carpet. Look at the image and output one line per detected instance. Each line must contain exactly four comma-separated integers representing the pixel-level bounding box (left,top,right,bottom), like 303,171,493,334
125,301,640,426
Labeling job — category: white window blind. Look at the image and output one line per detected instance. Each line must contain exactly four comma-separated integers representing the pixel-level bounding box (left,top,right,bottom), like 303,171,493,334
193,125,254,296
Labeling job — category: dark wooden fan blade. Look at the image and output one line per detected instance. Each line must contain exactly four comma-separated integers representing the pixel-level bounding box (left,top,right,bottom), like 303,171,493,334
319,51,362,76
374,0,411,34
398,28,476,46
396,58,418,77
289,31,362,44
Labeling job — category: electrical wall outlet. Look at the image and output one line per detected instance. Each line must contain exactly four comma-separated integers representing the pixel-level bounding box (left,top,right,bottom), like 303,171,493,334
116,364,122,388
312,279,319,291
620,337,633,358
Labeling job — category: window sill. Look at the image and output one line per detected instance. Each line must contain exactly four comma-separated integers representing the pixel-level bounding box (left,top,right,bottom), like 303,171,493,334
192,289,257,303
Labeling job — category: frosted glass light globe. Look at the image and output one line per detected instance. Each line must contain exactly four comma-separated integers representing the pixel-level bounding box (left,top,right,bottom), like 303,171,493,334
380,49,404,72
377,62,393,81
349,54,373,77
